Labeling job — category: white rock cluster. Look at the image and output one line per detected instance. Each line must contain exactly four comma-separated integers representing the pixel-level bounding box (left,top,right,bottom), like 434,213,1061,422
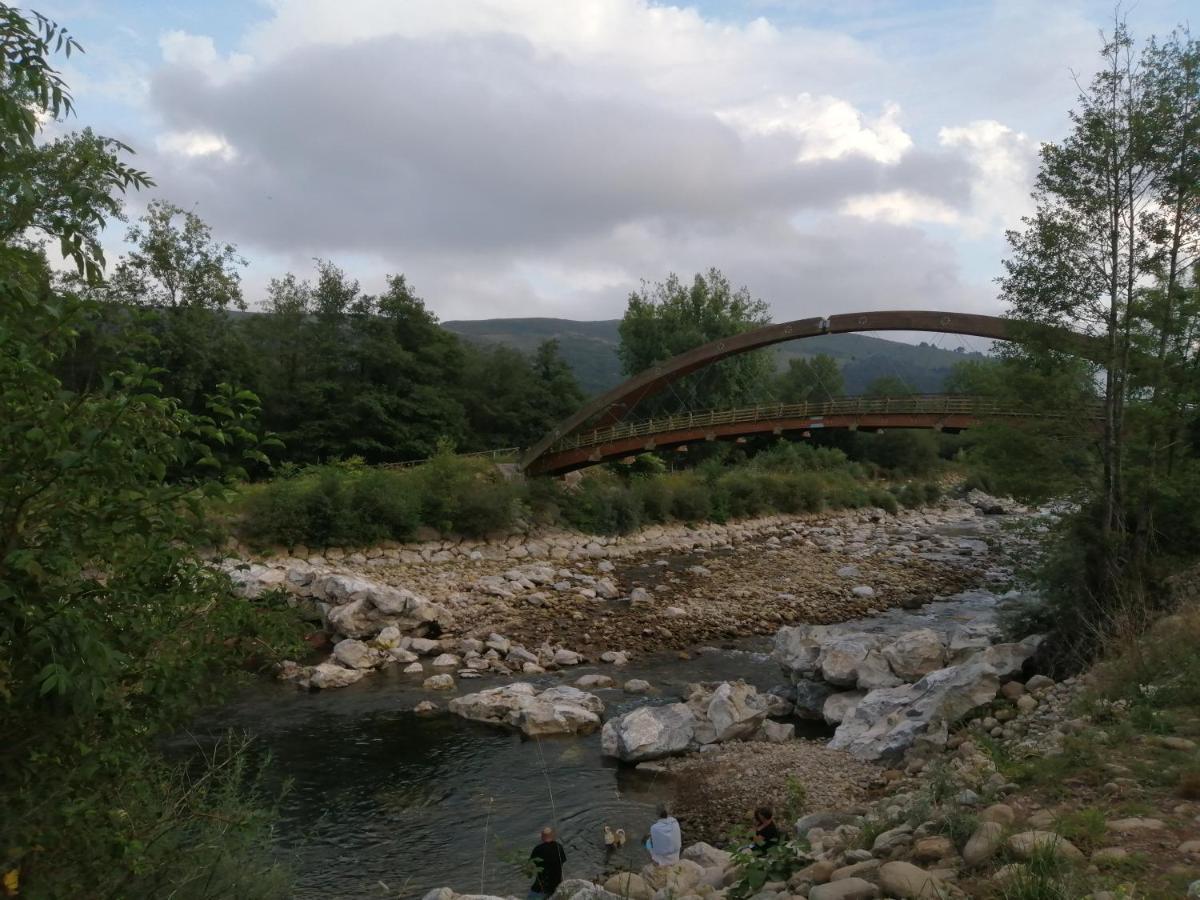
601,680,784,762
448,683,604,736
774,621,1044,761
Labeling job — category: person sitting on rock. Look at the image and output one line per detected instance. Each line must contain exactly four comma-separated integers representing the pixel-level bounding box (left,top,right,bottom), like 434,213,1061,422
528,827,567,899
644,804,681,865
752,806,780,853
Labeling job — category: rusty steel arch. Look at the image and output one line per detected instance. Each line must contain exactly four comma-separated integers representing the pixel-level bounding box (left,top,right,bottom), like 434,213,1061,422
519,309,1097,474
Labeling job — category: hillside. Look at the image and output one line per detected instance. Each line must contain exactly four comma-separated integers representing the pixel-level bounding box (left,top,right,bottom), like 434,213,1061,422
441,317,987,396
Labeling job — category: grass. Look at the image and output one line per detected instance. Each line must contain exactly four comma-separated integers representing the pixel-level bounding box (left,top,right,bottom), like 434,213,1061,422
1049,807,1105,852
995,845,1088,900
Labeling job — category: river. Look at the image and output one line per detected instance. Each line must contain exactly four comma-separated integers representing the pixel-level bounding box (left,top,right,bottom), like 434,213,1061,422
180,513,1027,899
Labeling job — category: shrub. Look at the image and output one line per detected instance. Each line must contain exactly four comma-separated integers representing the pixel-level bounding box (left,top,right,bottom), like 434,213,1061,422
631,475,673,523
867,487,899,514
720,470,768,518
561,472,644,535
669,475,713,522
762,473,824,514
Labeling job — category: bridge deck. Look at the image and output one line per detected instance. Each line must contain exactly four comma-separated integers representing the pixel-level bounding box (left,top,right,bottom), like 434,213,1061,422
524,394,1092,475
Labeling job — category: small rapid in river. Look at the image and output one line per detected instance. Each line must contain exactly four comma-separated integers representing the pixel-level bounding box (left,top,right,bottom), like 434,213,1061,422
178,510,1036,898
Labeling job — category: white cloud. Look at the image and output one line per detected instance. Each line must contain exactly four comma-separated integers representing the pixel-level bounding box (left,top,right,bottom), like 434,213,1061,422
158,29,253,81
719,95,912,164
841,189,960,226
119,0,1112,322
938,120,1037,234
155,129,237,162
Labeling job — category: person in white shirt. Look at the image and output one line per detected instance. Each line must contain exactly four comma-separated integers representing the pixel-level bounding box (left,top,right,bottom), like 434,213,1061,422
644,803,682,865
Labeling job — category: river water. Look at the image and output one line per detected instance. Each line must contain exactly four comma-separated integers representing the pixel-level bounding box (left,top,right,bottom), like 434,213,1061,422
182,515,1025,899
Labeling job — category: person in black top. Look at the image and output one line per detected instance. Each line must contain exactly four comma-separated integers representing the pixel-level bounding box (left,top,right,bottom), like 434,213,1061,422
528,827,567,899
752,806,780,853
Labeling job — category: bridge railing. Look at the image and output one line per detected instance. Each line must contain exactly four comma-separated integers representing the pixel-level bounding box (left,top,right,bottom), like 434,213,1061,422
548,395,1075,453
379,447,521,470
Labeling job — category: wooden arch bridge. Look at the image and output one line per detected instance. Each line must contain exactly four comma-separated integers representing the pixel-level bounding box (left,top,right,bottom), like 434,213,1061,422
519,310,1096,476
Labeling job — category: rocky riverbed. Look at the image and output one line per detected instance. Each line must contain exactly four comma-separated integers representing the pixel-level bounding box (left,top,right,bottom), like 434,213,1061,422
224,493,1026,696
212,489,1121,898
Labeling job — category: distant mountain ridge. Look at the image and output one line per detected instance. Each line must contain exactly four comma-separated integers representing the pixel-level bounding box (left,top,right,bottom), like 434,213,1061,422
441,317,986,396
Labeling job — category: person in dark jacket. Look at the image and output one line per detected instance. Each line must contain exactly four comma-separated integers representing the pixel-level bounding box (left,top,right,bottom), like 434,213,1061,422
529,827,567,899
752,806,780,853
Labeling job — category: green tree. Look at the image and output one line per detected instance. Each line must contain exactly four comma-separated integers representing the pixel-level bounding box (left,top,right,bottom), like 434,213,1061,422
1,8,299,895
774,354,843,404
864,374,915,397
618,269,773,414
997,21,1200,660
87,201,254,410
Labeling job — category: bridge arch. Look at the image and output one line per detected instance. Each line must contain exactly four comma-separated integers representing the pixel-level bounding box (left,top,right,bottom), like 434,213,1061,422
519,309,1096,474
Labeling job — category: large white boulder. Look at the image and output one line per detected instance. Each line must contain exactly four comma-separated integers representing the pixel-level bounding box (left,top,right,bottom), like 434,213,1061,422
315,573,448,639
448,683,604,736
818,635,879,687
688,681,769,743
601,703,697,762
882,629,946,680
303,663,364,690
332,638,387,670
830,638,1043,760
774,624,832,679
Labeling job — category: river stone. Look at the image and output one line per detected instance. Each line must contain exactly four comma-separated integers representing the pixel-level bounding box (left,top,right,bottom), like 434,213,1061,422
692,681,769,742
830,639,1040,761
681,842,732,870
808,879,879,900
410,637,441,655
374,625,402,648
601,703,697,762
448,683,603,736
773,624,832,678
851,585,876,598
823,691,866,725
602,873,650,900
1005,831,1084,861
760,720,795,743
795,811,857,838
554,648,583,666
819,635,877,687
624,679,652,694
315,574,446,638
305,663,365,689
962,821,1005,866
871,824,913,854
403,662,423,674
792,678,838,718
423,674,454,691
223,562,287,599
640,860,705,894
431,653,460,668
576,674,616,689
857,650,902,690
389,647,419,664
878,861,944,898
551,880,624,900
882,629,946,680
332,639,385,670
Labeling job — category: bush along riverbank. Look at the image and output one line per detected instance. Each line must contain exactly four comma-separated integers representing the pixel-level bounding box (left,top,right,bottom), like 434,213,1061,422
229,441,946,548
407,535,1200,900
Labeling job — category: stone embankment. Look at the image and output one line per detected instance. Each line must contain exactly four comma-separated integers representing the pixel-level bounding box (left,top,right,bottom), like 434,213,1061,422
223,495,1011,695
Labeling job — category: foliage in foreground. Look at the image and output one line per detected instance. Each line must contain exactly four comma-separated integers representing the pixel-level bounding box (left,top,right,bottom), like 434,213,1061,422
1,7,303,896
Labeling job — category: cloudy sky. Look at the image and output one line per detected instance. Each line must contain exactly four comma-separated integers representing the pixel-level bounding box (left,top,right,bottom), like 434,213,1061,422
43,0,1191,323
